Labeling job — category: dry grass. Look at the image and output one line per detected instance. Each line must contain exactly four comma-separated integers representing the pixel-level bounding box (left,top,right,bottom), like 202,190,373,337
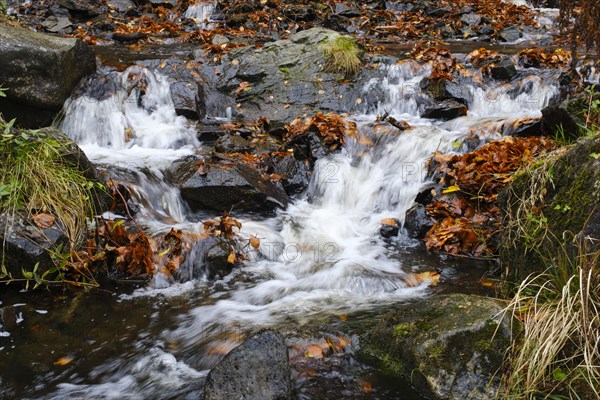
498,242,600,399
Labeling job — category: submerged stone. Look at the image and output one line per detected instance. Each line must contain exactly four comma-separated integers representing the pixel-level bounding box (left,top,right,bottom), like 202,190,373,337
204,330,293,400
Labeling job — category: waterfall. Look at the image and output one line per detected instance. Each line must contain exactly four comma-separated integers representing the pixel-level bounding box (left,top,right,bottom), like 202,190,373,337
184,1,215,28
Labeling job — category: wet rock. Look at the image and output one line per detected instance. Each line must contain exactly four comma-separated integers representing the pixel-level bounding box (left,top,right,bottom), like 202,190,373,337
380,219,400,238
358,293,512,400
0,213,69,279
404,204,433,239
57,0,105,16
420,78,472,105
214,28,366,124
214,134,253,154
212,34,230,45
204,330,293,400
106,0,135,13
426,6,452,17
540,90,596,140
41,16,73,33
273,155,311,196
490,59,518,81
148,0,177,8
499,27,521,42
499,135,600,282
460,12,481,26
335,4,361,17
170,158,289,214
421,99,468,121
0,24,96,128
504,117,542,137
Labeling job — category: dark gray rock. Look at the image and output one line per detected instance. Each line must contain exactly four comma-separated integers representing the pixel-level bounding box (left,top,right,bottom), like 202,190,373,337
540,91,596,140
490,59,518,81
148,0,177,8
204,330,293,400
358,293,512,400
106,0,135,13
41,16,73,33
213,28,366,124
274,155,311,196
499,27,521,43
404,204,433,239
171,158,289,213
426,6,452,17
0,23,96,128
380,219,400,238
460,12,482,26
57,0,105,16
420,78,472,105
0,213,69,279
421,99,468,121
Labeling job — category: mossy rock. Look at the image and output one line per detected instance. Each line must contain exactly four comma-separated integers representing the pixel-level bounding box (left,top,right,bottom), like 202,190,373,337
498,135,600,283
358,293,511,400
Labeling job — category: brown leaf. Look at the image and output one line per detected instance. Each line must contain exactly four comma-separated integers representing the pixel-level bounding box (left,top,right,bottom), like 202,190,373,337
33,213,55,229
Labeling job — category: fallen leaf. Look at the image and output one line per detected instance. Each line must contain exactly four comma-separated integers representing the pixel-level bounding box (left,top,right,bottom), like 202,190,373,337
54,356,74,366
33,213,55,229
305,345,324,359
249,235,261,249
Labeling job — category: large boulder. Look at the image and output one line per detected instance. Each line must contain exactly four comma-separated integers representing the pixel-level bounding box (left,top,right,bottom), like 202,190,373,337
541,88,599,140
210,28,366,123
0,23,96,128
204,330,293,400
499,135,600,282
359,294,511,400
169,157,289,213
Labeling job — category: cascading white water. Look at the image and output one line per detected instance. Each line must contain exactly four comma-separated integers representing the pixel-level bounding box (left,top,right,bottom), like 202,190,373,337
60,66,195,225
42,58,562,399
184,1,215,28
61,66,197,154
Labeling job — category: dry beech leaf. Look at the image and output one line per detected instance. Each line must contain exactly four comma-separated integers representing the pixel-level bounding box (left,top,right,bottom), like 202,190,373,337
33,213,55,229
380,218,398,226
305,345,324,359
249,235,261,249
54,356,74,366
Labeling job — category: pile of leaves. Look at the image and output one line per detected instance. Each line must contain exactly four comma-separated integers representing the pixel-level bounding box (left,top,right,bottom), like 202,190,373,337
208,113,351,185
285,112,351,152
517,48,572,69
412,46,460,80
424,136,555,257
202,211,247,265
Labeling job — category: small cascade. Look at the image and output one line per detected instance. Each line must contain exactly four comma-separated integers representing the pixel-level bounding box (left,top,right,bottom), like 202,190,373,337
362,60,431,117
61,66,197,154
468,72,560,118
184,1,215,28
60,66,197,225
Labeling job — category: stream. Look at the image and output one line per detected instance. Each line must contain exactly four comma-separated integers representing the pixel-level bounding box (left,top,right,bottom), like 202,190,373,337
0,3,565,399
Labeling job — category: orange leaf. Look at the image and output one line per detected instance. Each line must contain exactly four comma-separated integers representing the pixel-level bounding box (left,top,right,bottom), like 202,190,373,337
33,213,55,229
249,235,261,249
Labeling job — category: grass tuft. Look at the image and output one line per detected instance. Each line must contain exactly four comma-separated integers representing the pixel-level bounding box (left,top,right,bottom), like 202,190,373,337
0,116,101,286
321,35,362,79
